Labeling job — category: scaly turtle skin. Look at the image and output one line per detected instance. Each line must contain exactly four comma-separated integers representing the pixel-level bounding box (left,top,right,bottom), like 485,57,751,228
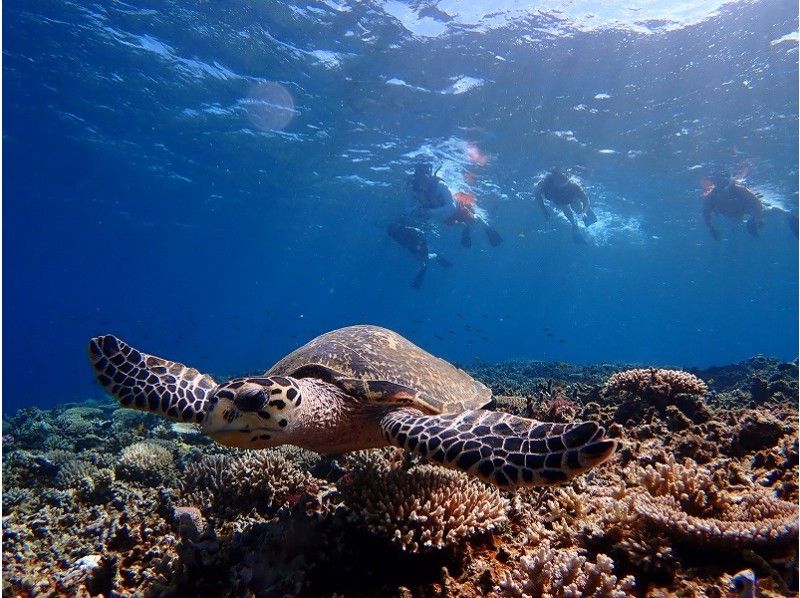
88,325,617,489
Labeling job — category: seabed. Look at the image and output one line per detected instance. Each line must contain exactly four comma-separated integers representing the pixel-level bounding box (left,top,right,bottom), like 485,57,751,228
2,357,797,597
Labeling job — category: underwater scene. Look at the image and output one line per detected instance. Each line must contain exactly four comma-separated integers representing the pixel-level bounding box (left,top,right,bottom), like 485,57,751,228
3,0,799,596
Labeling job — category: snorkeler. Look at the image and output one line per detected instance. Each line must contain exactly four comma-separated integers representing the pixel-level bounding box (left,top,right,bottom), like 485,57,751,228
534,168,598,244
701,171,765,240
387,222,452,289
407,163,503,249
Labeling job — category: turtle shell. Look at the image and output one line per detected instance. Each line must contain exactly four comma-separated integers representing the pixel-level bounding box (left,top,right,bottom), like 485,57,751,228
266,325,491,414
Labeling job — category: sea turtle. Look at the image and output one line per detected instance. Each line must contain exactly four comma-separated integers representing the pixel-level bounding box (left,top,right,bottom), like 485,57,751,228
88,325,617,488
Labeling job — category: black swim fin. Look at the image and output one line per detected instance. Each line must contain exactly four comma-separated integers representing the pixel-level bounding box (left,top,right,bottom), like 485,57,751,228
433,253,453,268
583,209,598,227
412,264,427,289
485,226,503,247
461,226,472,248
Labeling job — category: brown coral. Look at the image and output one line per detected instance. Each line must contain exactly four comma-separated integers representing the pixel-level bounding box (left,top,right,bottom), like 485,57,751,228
603,368,708,399
499,540,636,597
341,464,508,553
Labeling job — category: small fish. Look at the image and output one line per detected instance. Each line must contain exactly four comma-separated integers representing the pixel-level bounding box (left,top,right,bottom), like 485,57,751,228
559,339,567,343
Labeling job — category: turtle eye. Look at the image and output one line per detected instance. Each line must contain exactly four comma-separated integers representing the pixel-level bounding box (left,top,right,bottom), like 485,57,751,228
234,387,268,412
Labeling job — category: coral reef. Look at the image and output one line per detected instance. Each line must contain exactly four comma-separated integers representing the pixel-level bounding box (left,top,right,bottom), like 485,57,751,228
632,455,798,549
499,540,636,597
2,355,797,596
117,440,177,487
603,367,709,399
180,449,324,518
341,463,508,552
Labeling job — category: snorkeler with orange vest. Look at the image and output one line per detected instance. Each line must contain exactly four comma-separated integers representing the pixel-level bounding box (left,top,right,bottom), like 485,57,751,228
387,162,502,289
405,162,503,248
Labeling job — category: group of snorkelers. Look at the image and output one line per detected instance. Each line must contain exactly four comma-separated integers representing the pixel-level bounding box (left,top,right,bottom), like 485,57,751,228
388,163,503,289
389,161,794,289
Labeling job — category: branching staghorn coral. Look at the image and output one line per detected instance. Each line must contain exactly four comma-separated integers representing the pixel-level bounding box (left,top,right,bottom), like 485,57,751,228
341,464,508,553
117,440,177,486
603,368,708,399
499,540,636,598
631,456,798,549
180,450,319,516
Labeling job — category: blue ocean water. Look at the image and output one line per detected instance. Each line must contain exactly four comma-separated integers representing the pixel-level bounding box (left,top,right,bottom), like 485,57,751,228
4,0,797,414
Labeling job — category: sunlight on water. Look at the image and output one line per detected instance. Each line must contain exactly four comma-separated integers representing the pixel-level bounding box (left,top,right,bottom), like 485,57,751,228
243,81,297,132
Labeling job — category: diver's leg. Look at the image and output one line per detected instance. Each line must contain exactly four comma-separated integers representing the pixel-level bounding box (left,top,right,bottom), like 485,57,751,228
461,225,472,248
412,262,428,289
746,217,762,237
563,207,585,244
431,253,453,268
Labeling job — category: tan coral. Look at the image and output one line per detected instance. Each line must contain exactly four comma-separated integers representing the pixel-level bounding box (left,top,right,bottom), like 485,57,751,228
342,464,508,553
632,456,798,549
603,368,708,399
499,539,636,597
117,440,177,486
180,450,321,516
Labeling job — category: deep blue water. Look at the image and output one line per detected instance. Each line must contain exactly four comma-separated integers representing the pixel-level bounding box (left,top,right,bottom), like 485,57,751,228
4,0,798,413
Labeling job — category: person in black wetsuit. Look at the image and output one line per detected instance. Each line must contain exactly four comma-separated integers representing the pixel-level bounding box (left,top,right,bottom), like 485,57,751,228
702,172,765,240
406,163,503,249
387,163,502,289
534,168,597,244
386,222,451,289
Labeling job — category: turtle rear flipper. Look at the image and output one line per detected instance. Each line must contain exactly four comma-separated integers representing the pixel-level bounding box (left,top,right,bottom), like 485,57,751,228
380,409,617,489
88,335,217,423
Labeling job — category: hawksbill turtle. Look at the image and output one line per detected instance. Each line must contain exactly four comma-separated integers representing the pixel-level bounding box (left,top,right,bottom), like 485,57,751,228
88,325,617,488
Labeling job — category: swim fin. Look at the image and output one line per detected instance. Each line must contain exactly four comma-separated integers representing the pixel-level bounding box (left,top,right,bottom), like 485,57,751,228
572,227,587,245
461,226,472,248
431,253,453,268
485,226,503,247
583,209,598,227
412,264,427,289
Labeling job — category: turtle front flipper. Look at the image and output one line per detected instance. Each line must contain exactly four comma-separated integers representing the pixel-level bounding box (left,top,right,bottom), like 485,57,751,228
88,335,217,423
380,409,618,489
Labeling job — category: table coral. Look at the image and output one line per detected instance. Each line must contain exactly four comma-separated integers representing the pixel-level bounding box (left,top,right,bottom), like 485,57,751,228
603,368,708,399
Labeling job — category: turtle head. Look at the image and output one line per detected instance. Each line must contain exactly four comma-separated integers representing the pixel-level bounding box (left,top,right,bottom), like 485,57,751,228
88,335,217,424
202,376,303,449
